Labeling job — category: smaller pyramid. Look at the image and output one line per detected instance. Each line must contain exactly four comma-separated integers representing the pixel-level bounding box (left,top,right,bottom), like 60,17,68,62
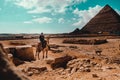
70,28,80,34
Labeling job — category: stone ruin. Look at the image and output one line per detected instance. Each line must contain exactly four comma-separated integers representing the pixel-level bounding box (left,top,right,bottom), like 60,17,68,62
0,43,29,80
49,55,73,69
63,38,107,45
5,46,35,66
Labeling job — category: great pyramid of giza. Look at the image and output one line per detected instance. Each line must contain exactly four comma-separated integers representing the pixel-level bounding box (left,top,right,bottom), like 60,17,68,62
71,4,120,35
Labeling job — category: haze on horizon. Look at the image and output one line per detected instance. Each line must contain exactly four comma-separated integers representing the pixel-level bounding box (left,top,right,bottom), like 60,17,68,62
0,0,120,34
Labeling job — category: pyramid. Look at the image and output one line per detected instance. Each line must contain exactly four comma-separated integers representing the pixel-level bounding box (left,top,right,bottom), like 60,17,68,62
75,4,120,35
70,28,80,34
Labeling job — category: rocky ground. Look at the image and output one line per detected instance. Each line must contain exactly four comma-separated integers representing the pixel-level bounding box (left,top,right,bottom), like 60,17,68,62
0,37,120,80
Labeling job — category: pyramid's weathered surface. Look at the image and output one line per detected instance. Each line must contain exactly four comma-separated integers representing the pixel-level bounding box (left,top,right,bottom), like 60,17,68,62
73,5,120,35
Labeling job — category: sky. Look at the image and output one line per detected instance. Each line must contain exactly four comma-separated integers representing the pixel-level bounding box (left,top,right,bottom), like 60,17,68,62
0,0,120,34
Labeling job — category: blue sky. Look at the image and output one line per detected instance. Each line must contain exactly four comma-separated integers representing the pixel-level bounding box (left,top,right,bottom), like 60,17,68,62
0,0,120,34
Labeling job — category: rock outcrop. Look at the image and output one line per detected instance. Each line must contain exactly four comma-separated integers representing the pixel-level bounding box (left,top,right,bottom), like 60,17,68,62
22,66,47,76
48,55,73,69
0,43,29,80
6,46,35,61
67,58,92,73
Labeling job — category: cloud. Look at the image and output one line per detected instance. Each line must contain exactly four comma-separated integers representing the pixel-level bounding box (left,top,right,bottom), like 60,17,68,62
73,5,102,27
24,17,52,24
24,21,32,24
8,0,87,14
14,0,37,9
72,18,76,21
32,17,52,24
72,0,87,4
32,15,37,18
115,9,120,15
58,18,65,24
0,8,2,11
28,7,51,14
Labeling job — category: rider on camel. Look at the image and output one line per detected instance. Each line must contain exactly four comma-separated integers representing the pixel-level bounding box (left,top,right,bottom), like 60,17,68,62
39,32,46,48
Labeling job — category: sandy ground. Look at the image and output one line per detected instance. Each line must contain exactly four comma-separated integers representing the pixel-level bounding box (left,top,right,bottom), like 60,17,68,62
0,37,120,80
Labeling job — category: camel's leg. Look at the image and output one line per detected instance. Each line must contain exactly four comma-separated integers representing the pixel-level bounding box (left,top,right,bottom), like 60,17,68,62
46,50,48,58
37,52,38,60
38,52,40,60
35,50,37,57
43,51,44,59
35,52,37,59
35,51,38,60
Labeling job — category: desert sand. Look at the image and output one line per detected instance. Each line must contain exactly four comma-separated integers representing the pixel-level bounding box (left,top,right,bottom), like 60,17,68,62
0,37,120,80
